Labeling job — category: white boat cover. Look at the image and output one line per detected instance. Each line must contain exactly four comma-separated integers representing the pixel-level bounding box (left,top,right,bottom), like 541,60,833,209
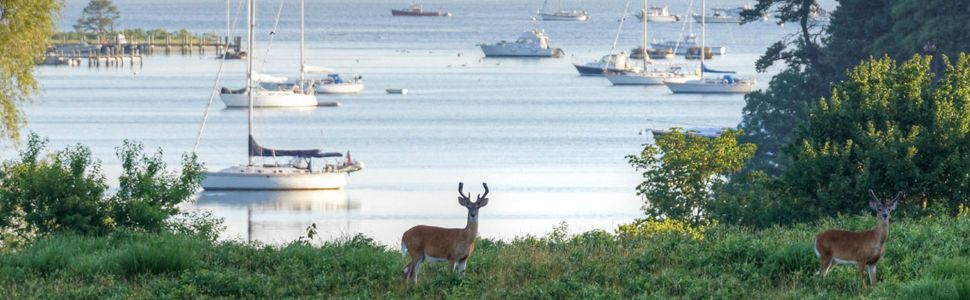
303,65,336,74
252,72,288,83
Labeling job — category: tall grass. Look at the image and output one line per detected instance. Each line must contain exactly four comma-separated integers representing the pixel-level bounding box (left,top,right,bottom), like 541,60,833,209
1,214,968,299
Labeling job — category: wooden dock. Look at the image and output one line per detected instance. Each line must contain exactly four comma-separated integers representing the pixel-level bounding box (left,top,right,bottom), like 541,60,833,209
42,34,244,67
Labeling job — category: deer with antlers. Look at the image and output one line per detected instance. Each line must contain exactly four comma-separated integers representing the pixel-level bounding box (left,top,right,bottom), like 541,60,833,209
400,182,489,286
814,190,902,286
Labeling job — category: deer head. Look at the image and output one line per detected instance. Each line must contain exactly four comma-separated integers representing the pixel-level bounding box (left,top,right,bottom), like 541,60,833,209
458,182,489,222
868,189,902,222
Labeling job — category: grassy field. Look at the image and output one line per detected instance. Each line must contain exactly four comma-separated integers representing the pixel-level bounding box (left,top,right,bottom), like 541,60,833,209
1,213,968,299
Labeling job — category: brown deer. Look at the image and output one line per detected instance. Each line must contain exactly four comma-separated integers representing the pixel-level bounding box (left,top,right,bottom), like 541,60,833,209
814,190,902,286
400,182,489,286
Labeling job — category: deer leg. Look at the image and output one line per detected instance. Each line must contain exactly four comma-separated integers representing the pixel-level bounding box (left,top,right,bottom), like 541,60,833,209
457,259,468,274
857,263,867,287
402,261,412,286
817,255,833,276
449,260,457,272
867,264,877,286
412,256,424,285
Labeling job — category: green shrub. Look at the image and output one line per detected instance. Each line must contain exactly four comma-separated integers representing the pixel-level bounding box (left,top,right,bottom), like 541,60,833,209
0,135,204,240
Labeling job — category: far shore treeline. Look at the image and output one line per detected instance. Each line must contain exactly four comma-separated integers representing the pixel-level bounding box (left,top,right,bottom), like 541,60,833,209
1,0,970,298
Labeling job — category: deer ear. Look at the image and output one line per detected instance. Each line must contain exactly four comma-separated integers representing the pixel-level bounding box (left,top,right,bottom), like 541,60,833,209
476,196,488,208
890,192,903,209
458,196,468,207
869,199,880,210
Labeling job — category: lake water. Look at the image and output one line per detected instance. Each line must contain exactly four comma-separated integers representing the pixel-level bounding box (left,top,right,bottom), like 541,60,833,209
20,0,799,246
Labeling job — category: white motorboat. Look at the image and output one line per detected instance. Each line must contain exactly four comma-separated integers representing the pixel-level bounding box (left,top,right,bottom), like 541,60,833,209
635,5,680,22
691,4,764,23
605,0,698,86
480,29,564,58
651,34,726,55
630,47,674,60
665,0,755,94
538,0,589,21
204,0,363,191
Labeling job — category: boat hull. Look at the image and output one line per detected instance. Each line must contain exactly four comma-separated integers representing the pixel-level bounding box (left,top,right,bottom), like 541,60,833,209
480,45,562,58
202,166,349,190
665,79,754,94
573,64,634,76
606,73,698,86
540,13,589,21
637,15,680,22
391,9,450,16
220,90,318,108
692,15,741,23
316,83,364,94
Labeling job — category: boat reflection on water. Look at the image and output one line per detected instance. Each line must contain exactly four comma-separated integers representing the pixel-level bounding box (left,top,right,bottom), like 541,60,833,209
193,190,360,244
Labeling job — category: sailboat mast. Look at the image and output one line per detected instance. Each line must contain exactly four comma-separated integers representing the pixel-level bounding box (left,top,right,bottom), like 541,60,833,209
700,0,705,78
642,0,648,67
226,0,230,55
247,0,254,166
300,0,305,83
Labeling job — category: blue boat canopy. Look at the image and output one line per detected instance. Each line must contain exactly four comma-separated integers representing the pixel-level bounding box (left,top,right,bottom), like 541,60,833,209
249,135,342,158
702,63,736,74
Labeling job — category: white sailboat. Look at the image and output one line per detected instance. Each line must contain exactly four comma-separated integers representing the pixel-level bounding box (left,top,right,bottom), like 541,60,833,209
297,1,364,96
605,0,698,86
203,0,364,191
219,0,316,108
664,0,754,94
539,0,589,21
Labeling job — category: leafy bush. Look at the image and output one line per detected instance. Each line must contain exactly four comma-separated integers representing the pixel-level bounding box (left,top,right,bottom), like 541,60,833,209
628,129,756,224
0,134,204,241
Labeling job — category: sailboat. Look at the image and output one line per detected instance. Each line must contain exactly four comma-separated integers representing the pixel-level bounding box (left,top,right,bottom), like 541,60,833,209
573,0,637,76
605,0,698,85
295,1,365,95
664,0,754,93
539,0,589,21
202,0,364,191
218,0,317,108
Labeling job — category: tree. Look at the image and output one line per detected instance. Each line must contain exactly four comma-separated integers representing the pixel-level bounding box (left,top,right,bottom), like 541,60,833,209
785,55,970,216
74,0,120,34
0,0,60,142
628,129,756,224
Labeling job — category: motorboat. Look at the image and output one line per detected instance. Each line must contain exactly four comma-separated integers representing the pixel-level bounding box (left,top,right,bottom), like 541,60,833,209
651,34,726,55
630,47,674,60
691,4,764,23
386,88,408,94
538,0,589,21
204,0,363,191
480,29,564,58
391,3,451,17
665,0,755,94
573,52,638,76
685,47,714,60
634,5,680,22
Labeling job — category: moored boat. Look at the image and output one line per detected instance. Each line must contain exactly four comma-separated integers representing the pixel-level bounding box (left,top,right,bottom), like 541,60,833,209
391,4,451,17
480,29,564,58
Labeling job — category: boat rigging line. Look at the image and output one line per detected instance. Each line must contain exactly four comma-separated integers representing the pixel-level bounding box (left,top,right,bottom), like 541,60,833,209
194,0,246,152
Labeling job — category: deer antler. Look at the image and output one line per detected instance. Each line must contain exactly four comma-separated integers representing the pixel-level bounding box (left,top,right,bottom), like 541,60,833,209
868,189,880,202
477,183,489,202
458,182,471,206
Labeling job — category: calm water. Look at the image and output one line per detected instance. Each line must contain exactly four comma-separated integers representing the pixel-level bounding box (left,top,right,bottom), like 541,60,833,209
21,0,801,245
